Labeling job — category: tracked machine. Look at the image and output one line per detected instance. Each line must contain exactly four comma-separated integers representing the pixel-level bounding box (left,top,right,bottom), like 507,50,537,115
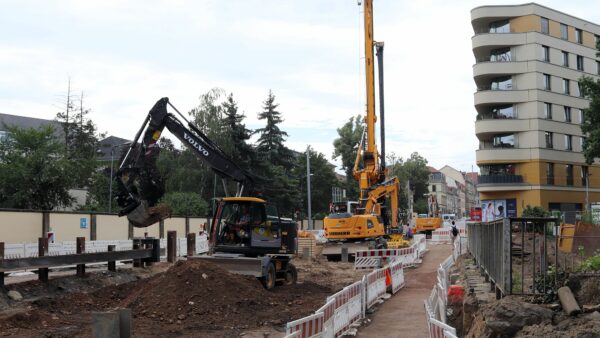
323,0,403,259
116,97,297,289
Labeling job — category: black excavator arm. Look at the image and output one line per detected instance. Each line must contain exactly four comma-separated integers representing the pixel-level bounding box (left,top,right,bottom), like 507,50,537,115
116,97,253,227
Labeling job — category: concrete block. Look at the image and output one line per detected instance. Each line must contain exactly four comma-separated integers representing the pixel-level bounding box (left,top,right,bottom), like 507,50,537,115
92,312,120,338
558,286,581,316
118,308,132,338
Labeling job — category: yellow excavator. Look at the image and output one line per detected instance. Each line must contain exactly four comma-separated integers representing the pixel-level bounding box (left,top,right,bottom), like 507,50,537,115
323,0,406,259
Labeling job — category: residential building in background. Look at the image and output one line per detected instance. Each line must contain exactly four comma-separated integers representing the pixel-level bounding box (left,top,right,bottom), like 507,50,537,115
471,3,600,223
427,166,479,218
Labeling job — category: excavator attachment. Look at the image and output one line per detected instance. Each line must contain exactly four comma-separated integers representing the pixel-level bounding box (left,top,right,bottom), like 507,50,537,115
126,202,171,228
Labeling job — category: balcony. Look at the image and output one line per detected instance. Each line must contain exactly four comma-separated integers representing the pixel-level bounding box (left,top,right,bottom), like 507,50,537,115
478,174,524,184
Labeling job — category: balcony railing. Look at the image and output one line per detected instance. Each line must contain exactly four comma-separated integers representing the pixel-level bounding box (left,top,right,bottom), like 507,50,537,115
478,175,524,184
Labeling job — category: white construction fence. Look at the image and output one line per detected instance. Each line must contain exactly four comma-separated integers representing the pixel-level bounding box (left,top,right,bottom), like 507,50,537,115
354,234,427,270
424,235,467,338
285,236,426,338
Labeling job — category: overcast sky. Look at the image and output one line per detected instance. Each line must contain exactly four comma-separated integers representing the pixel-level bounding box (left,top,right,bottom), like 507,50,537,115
2,0,600,173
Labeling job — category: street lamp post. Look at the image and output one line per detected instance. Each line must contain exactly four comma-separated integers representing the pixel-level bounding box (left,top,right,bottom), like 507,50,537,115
306,145,312,230
586,172,591,212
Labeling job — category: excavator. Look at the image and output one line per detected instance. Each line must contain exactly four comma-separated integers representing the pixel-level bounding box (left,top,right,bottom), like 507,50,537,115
323,0,403,259
116,97,297,289
414,193,443,234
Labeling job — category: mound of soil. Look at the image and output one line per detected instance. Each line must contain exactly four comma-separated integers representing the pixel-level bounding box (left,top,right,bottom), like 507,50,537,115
0,260,332,337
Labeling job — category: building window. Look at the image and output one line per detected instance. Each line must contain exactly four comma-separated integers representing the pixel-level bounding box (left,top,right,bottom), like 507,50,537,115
596,35,600,46
563,79,570,95
491,76,512,90
564,106,572,122
565,134,573,150
493,134,515,148
560,23,568,39
576,81,582,97
544,102,552,119
582,166,589,186
577,55,584,71
490,48,511,62
597,61,600,75
490,105,514,119
489,20,510,33
581,136,586,149
543,74,551,90
541,17,549,34
545,131,553,148
432,185,436,192
547,163,554,185
566,164,574,186
542,45,550,62
576,28,582,43
562,51,569,67
580,109,585,124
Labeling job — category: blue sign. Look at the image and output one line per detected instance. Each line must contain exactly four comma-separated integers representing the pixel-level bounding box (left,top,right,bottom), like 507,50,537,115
506,199,517,218
80,218,87,229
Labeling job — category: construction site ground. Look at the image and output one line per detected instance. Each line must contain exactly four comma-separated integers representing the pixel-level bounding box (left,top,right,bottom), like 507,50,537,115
356,243,453,338
0,254,365,337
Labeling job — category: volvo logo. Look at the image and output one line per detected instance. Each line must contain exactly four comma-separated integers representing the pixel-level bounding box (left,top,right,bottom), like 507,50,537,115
184,132,210,156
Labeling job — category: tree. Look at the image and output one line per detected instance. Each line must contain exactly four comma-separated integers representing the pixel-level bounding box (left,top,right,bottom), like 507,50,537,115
293,148,339,215
0,125,75,209
222,94,255,171
388,152,431,215
579,53,600,163
255,90,294,169
332,115,364,199
159,192,208,216
55,82,103,188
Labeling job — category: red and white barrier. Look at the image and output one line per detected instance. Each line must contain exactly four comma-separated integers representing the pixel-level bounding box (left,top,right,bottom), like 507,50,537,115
431,229,452,244
413,234,427,258
365,268,387,309
426,316,457,338
316,299,335,338
355,245,420,270
285,312,324,338
328,280,363,337
388,260,405,294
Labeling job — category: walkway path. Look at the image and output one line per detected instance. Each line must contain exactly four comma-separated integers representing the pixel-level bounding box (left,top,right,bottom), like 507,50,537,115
356,243,452,338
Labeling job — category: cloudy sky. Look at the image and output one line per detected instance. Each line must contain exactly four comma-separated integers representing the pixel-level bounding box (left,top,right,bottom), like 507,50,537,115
1,0,599,172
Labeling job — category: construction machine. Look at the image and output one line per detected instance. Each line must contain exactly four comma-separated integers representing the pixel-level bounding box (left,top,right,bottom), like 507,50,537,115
323,0,402,258
414,193,443,233
116,97,297,289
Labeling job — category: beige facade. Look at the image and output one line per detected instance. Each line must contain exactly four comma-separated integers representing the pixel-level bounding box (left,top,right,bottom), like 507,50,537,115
0,210,210,244
471,3,600,222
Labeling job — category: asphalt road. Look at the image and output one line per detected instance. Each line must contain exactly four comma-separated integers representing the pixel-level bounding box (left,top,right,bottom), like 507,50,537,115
356,243,452,338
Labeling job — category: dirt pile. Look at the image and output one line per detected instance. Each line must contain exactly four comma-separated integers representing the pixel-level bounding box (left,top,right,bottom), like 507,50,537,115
1,260,333,337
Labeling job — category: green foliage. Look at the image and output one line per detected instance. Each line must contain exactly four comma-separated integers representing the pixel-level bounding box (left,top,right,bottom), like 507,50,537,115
222,94,255,171
512,270,523,293
0,125,75,210
577,252,600,272
332,115,364,199
159,192,208,216
79,169,114,212
579,74,600,164
522,205,549,217
255,90,294,170
388,152,430,214
293,149,339,215
260,165,299,216
533,265,567,303
413,198,428,214
55,89,103,188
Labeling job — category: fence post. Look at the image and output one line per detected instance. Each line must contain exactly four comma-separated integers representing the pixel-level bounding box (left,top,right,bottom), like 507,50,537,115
502,218,511,296
90,214,97,241
108,245,116,272
341,247,349,263
167,231,177,263
160,220,165,239
128,221,134,240
38,237,49,282
0,242,4,287
76,237,86,277
187,233,196,257
185,217,190,236
132,240,141,268
42,212,50,238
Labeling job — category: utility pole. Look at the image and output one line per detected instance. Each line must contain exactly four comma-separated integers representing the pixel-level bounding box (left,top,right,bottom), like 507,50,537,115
306,145,312,230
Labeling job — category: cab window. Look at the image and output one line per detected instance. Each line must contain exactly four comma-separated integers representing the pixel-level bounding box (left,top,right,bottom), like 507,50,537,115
367,219,374,229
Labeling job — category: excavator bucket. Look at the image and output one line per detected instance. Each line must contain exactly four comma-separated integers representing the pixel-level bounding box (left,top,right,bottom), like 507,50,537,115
127,201,171,228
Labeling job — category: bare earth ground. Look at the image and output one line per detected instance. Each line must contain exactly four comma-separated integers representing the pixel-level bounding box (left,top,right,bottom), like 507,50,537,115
356,243,453,338
0,252,367,338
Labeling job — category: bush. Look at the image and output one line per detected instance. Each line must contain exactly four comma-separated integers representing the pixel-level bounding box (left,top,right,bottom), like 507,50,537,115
577,252,600,272
159,192,208,216
522,205,549,217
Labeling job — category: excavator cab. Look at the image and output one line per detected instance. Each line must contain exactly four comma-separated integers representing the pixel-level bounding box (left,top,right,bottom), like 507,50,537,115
209,197,296,256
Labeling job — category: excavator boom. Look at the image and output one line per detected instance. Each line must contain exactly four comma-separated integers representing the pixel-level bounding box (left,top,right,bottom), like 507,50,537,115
116,98,253,227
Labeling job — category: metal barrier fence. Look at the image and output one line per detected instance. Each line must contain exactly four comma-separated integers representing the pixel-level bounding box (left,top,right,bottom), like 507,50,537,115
466,219,511,297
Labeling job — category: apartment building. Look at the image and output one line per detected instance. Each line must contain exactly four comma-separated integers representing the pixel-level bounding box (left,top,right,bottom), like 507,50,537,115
471,3,600,222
